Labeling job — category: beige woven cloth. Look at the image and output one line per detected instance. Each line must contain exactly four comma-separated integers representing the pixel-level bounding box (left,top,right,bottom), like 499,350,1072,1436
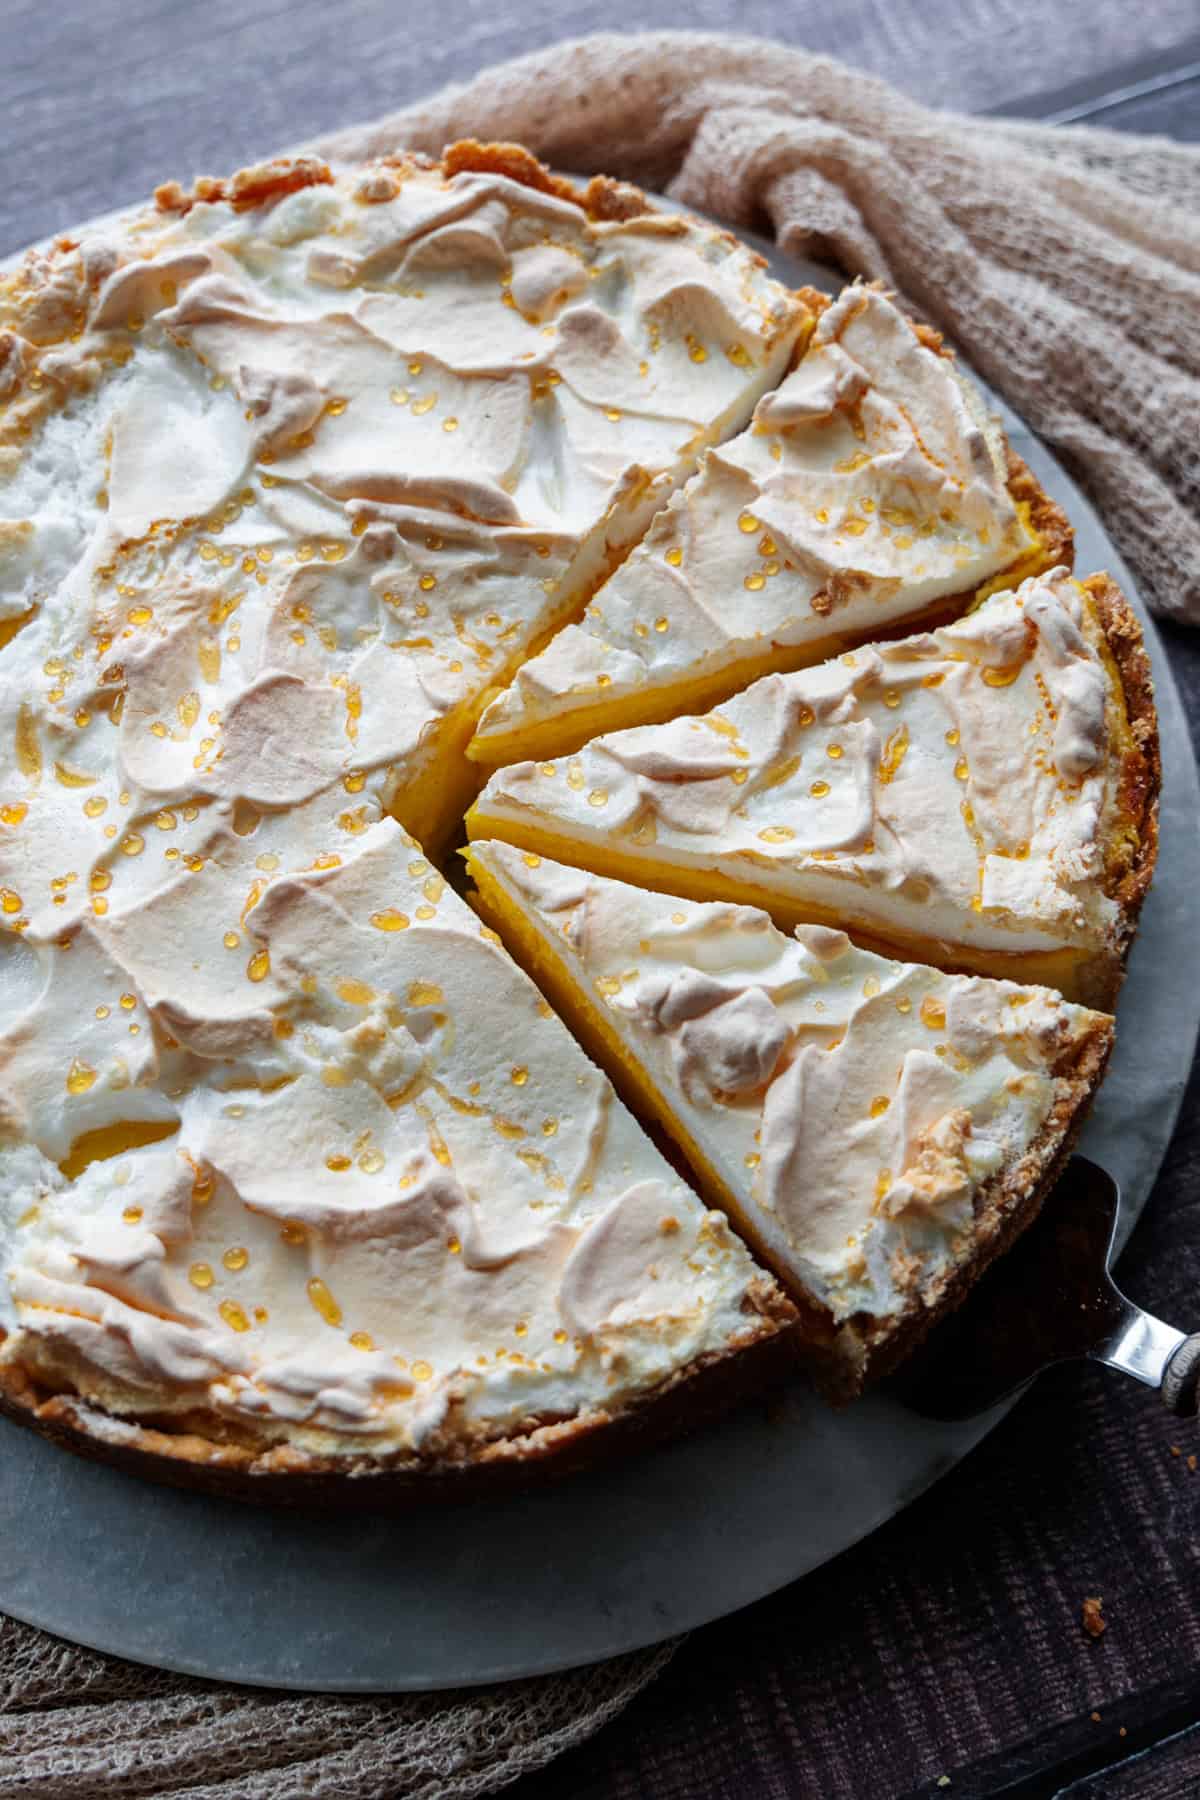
323,30,1200,624
5,31,1200,1800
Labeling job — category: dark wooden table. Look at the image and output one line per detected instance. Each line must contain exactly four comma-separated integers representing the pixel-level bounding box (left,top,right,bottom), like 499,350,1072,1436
3,5,1200,1796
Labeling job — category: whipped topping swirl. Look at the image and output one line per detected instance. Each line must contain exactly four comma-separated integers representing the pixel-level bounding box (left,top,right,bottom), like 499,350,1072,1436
472,285,1033,760
470,842,1109,1328
470,572,1125,973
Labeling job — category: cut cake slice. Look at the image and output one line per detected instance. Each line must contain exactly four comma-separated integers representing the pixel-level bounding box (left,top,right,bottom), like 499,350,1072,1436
467,842,1114,1395
469,285,1072,767
468,571,1159,1007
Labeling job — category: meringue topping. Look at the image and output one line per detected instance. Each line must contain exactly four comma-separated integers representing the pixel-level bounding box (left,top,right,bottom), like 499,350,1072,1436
467,842,1111,1340
470,286,1040,764
0,147,808,868
469,571,1135,1002
0,145,812,1458
0,819,776,1455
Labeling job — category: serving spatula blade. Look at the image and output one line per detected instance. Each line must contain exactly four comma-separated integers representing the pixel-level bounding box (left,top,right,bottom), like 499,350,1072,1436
893,1156,1198,1422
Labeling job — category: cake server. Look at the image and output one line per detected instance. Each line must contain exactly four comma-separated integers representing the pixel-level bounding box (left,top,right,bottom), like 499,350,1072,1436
894,1156,1200,1421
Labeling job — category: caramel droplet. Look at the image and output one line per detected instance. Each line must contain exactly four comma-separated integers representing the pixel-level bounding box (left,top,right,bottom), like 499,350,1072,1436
307,1277,343,1327
66,1059,97,1095
369,909,410,931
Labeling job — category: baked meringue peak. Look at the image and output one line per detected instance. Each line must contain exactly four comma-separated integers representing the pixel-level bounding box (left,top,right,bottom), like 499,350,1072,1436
470,284,1056,766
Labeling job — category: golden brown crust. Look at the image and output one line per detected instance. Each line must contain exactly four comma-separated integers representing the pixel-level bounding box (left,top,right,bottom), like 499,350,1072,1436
811,1013,1114,1399
439,139,651,223
154,156,335,217
0,1291,799,1509
1005,446,1075,575
1085,572,1161,930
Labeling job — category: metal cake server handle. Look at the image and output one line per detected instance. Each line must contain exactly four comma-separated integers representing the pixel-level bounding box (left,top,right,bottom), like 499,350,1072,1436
893,1156,1200,1422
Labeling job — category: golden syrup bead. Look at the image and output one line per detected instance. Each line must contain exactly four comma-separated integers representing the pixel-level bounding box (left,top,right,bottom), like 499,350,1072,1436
744,1151,760,1169
247,947,271,982
307,1277,342,1327
654,616,669,633
920,995,947,1030
945,728,960,746
665,546,683,567
358,1148,385,1174
895,995,913,1014
325,1153,352,1172
222,1247,249,1272
349,1331,374,1351
744,573,765,592
869,1096,890,1119
738,512,759,534
66,1059,97,1094
122,1205,143,1224
370,909,410,931
587,788,608,808
954,758,969,782
541,1118,558,1137
411,1359,433,1382
119,992,136,1010
189,1262,214,1290
758,826,794,843
219,1300,250,1332
826,743,843,759
809,780,830,798
511,1066,529,1086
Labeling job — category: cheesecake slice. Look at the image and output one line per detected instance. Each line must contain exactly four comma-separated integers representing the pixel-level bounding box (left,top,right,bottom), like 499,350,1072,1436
466,843,1113,1394
469,285,1071,768
468,571,1159,1007
0,141,811,859
0,819,794,1499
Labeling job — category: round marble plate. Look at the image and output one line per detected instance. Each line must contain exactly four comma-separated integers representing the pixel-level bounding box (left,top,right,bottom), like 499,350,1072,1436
0,227,1196,1693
